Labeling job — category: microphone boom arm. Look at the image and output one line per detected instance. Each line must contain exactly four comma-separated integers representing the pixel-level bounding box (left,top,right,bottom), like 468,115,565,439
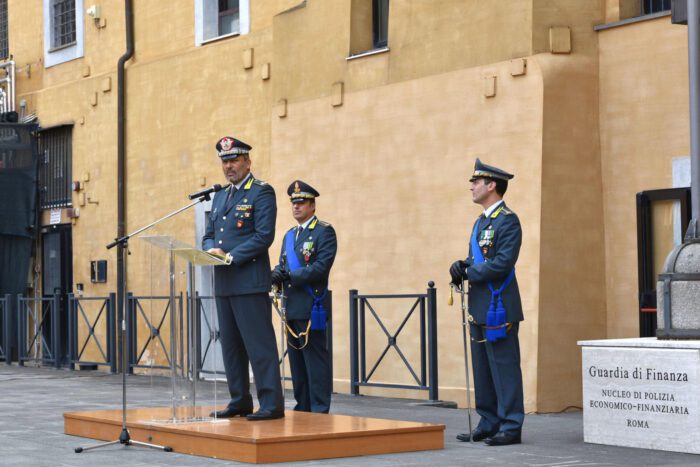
108,191,215,250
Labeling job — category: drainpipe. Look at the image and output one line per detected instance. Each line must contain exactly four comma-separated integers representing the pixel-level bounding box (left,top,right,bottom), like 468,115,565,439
116,0,134,372
688,0,700,239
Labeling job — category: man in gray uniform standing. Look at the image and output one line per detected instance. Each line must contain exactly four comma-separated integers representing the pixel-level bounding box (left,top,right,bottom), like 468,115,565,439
203,135,284,421
450,158,524,445
271,180,337,413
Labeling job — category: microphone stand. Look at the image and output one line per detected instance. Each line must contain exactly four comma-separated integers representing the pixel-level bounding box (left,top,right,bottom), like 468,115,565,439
75,191,218,454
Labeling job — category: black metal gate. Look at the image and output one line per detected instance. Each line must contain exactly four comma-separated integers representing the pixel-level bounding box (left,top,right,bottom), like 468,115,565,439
636,188,691,337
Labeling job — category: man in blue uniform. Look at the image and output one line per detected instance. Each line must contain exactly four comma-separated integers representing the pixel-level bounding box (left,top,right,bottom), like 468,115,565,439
203,136,284,421
450,158,524,446
271,180,337,413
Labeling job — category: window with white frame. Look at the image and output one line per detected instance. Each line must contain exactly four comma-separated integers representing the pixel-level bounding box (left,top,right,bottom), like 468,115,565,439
43,0,84,67
195,0,250,46
51,0,76,49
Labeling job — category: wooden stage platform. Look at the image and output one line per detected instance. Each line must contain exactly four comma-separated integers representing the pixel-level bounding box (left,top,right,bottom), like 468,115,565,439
64,406,445,463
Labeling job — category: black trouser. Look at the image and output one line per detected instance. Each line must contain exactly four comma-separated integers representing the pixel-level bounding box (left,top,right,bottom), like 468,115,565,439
215,293,284,412
287,319,331,413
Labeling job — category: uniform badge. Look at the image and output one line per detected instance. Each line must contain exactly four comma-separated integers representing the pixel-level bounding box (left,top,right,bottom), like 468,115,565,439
237,220,244,229
479,227,495,247
219,137,234,152
302,241,314,263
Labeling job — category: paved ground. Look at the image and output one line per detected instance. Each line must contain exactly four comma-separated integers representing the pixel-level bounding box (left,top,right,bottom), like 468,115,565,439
0,365,698,466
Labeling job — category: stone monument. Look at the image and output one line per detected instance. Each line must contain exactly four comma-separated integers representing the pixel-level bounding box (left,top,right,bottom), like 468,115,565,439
657,237,700,338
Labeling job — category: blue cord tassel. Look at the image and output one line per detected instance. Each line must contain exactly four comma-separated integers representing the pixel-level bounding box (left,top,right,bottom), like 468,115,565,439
485,295,507,342
494,296,507,340
485,298,498,342
310,300,327,331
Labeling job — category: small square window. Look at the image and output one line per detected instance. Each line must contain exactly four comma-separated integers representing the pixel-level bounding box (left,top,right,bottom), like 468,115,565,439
349,0,390,57
51,0,76,49
43,0,84,67
196,0,249,46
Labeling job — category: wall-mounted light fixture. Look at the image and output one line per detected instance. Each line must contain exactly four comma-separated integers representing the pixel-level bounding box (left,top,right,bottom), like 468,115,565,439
86,5,106,28
86,5,101,20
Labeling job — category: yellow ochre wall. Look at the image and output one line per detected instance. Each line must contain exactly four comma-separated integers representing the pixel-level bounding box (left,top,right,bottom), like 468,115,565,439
7,0,691,412
598,16,690,338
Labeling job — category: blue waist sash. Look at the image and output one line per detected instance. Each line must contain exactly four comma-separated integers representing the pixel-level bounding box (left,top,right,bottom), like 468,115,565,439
285,229,328,331
470,218,515,342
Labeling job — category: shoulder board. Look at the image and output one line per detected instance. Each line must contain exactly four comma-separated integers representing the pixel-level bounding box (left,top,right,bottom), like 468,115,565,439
491,205,512,218
318,220,331,227
252,179,268,186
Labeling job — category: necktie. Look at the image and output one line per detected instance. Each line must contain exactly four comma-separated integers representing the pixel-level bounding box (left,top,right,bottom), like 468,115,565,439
296,226,303,240
226,186,236,203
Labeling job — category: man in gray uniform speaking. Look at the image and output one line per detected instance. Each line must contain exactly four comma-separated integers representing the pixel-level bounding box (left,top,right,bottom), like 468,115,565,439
203,135,284,421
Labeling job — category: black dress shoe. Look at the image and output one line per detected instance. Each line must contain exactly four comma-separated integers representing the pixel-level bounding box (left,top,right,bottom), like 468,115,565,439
246,409,285,421
456,427,498,442
209,407,253,418
484,431,521,446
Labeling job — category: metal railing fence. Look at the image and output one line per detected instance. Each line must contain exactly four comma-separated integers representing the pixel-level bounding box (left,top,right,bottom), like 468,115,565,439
349,282,438,401
17,294,60,367
67,294,116,372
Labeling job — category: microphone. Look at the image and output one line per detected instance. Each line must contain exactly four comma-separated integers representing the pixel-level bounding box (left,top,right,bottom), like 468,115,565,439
188,184,225,200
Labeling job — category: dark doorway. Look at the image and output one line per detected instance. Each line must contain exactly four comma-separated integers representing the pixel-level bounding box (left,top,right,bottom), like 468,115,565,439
41,223,72,365
636,188,691,337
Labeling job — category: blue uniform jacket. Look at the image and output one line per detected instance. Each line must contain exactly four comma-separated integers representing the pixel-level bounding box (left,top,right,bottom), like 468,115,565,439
272,217,337,321
202,175,276,296
466,202,524,324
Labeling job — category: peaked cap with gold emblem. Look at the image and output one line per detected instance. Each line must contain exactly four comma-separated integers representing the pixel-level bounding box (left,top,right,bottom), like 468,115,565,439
469,158,514,182
287,180,320,203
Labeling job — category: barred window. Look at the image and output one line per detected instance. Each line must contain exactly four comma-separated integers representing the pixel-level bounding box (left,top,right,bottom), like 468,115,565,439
39,126,72,209
51,0,76,49
0,0,8,60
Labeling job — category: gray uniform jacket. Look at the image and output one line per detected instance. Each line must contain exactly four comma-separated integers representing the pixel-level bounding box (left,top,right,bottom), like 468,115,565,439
202,175,276,296
466,202,524,324
273,217,337,321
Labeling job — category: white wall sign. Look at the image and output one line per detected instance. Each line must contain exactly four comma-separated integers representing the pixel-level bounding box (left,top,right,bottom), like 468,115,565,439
50,209,61,225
